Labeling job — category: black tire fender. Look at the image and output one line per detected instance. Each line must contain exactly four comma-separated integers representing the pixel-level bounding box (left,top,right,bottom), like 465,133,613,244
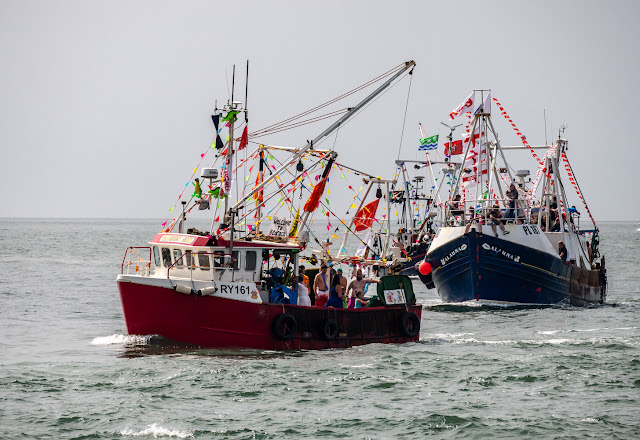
321,318,339,341
400,311,420,338
272,313,297,340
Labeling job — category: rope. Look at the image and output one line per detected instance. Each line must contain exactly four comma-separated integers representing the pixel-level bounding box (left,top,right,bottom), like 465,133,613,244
396,71,413,161
248,63,406,139
249,109,348,138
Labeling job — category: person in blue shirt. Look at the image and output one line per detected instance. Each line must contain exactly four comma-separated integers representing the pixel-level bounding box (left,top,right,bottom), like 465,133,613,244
324,273,344,308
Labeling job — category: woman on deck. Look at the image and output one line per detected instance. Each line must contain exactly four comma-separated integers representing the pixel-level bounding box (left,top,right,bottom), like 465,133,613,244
297,274,311,306
324,274,344,308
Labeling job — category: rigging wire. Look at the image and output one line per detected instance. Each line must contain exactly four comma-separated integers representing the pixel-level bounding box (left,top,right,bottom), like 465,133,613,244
247,63,406,138
396,69,414,161
250,109,349,138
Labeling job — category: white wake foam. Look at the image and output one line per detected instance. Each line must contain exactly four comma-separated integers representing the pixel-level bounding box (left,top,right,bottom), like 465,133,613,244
121,423,193,438
91,334,147,346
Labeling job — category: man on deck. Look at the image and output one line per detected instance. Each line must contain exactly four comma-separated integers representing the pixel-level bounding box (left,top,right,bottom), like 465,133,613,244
558,241,569,264
346,269,381,308
313,263,330,307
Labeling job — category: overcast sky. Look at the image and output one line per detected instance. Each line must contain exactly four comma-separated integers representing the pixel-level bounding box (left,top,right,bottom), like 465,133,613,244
1,0,638,222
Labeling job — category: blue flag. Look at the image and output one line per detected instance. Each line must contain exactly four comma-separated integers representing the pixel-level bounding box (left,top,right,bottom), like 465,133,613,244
419,134,439,151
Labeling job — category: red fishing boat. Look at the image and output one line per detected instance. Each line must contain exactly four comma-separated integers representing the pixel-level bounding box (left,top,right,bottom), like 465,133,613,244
117,61,422,349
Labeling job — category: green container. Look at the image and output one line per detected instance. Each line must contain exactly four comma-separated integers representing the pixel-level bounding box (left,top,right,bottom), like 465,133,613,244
375,275,416,306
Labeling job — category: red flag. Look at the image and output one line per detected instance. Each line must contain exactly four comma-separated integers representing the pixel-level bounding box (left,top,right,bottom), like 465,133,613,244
238,126,248,151
354,199,380,232
444,139,464,155
303,177,327,213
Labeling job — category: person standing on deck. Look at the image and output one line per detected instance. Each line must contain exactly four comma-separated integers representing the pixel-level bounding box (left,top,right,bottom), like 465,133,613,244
324,273,345,308
314,263,330,307
346,269,381,308
299,265,312,305
296,274,311,306
505,183,518,221
558,241,569,264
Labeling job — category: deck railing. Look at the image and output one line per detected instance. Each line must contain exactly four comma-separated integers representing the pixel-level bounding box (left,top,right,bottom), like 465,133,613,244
121,247,152,276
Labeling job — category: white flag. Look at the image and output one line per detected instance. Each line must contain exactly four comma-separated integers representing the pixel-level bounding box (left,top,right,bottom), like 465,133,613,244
355,230,372,257
474,92,492,115
449,92,474,120
483,93,491,115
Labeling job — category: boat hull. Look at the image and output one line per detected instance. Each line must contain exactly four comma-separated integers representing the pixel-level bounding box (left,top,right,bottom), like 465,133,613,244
118,279,422,350
423,229,606,306
397,241,430,277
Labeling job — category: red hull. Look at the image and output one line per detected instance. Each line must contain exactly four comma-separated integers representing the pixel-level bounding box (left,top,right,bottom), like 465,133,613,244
118,281,422,350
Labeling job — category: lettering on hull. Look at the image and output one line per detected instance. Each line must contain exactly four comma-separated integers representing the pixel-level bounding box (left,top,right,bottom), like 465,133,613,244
203,281,262,303
440,243,468,266
481,242,521,263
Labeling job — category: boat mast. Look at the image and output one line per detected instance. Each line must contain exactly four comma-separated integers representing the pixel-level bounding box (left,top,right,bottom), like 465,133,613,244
223,65,237,218
255,146,264,235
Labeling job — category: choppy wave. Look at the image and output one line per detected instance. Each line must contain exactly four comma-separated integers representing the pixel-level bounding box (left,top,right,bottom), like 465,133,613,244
3,219,640,439
423,333,636,347
120,424,193,438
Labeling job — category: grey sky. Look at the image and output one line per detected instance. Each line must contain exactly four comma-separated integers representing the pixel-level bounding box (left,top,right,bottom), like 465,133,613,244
1,0,638,222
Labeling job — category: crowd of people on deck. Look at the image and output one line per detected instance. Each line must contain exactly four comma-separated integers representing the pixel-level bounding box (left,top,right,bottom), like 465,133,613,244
268,262,382,308
448,179,583,236
309,263,380,309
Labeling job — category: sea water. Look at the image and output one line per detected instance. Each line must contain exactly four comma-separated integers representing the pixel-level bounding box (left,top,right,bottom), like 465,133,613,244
0,219,639,439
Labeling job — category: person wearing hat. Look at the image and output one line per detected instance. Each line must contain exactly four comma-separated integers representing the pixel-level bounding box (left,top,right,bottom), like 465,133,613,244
489,204,509,237
313,263,330,307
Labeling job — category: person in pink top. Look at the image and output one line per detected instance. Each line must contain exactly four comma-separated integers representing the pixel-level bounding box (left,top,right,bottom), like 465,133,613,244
346,269,380,308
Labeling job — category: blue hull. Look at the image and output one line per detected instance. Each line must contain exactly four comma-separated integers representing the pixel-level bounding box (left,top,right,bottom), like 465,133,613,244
398,242,429,277
424,230,606,306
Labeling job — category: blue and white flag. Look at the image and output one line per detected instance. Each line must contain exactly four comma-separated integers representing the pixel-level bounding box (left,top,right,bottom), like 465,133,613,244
419,134,439,151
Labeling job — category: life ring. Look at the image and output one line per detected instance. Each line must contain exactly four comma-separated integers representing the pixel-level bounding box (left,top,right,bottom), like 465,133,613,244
272,313,297,340
400,311,420,338
321,318,339,340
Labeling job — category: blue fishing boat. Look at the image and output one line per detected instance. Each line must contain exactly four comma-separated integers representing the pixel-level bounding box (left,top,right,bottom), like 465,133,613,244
417,91,606,305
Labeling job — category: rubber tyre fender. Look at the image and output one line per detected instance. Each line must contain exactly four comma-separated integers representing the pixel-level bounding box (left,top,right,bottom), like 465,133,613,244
272,313,297,340
321,318,339,341
400,311,421,338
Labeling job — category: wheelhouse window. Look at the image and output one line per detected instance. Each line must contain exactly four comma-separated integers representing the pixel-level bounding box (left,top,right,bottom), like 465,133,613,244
161,248,172,267
153,246,161,267
185,250,195,269
245,251,257,271
198,252,211,270
213,251,225,268
173,249,183,268
232,251,240,270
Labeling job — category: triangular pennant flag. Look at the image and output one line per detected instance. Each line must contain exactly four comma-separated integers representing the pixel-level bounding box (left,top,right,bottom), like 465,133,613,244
238,126,248,151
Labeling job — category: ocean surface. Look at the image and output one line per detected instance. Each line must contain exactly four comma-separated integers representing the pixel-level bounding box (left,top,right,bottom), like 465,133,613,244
1,219,639,439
